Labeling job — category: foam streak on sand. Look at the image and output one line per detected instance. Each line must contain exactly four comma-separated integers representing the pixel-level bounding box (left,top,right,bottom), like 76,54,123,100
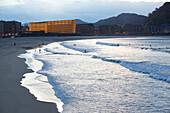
18,49,64,113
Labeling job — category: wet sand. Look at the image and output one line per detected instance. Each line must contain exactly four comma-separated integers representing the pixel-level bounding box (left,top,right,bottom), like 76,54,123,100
0,37,60,113
0,36,117,113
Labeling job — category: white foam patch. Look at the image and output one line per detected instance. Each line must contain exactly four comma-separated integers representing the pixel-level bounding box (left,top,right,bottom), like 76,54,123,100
18,49,64,113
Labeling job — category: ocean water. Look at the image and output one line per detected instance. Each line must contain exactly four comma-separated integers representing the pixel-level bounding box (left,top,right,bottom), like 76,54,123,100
18,36,170,113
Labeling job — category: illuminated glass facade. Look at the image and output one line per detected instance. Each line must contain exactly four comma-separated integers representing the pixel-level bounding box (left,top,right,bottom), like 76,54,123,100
29,20,76,34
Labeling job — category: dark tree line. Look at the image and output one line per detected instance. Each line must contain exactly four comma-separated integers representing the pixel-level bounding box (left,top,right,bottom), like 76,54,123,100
145,2,170,25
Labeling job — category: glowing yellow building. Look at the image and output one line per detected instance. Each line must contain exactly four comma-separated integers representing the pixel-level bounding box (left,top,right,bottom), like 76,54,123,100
29,20,76,34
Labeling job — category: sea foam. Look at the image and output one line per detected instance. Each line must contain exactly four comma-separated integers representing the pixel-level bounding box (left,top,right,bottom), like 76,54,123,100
18,37,170,112
18,48,64,113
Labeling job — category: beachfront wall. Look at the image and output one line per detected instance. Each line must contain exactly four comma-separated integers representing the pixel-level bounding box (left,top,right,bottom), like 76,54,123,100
29,20,76,34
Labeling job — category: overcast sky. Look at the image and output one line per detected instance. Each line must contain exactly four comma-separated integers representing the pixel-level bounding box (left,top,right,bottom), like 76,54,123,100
0,0,169,24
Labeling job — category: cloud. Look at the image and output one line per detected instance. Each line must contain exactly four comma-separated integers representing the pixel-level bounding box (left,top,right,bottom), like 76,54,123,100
0,0,166,23
0,0,166,7
0,0,25,6
110,0,168,2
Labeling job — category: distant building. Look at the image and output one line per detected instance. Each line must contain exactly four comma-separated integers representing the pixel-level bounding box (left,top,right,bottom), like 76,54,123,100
97,25,122,35
114,25,122,34
160,24,170,33
29,20,76,34
122,24,144,34
0,21,4,35
145,24,170,33
98,25,115,35
0,20,21,36
22,26,29,32
145,24,160,33
76,24,95,35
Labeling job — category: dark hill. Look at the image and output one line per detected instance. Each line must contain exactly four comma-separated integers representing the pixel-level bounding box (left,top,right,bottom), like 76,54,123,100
95,13,147,27
145,2,170,24
76,19,88,24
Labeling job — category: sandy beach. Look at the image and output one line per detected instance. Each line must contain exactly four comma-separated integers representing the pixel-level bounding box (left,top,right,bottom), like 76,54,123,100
0,36,79,113
0,37,60,113
0,36,114,113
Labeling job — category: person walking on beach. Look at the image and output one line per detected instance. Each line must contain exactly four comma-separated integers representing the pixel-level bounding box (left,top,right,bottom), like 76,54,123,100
39,49,41,53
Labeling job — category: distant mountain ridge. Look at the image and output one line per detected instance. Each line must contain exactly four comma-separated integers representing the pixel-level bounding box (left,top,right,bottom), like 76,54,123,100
76,19,88,24
94,13,147,27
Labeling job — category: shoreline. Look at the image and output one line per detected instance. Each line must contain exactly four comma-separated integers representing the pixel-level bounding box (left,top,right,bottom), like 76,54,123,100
1,33,170,39
0,36,169,113
0,37,61,113
0,36,119,113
